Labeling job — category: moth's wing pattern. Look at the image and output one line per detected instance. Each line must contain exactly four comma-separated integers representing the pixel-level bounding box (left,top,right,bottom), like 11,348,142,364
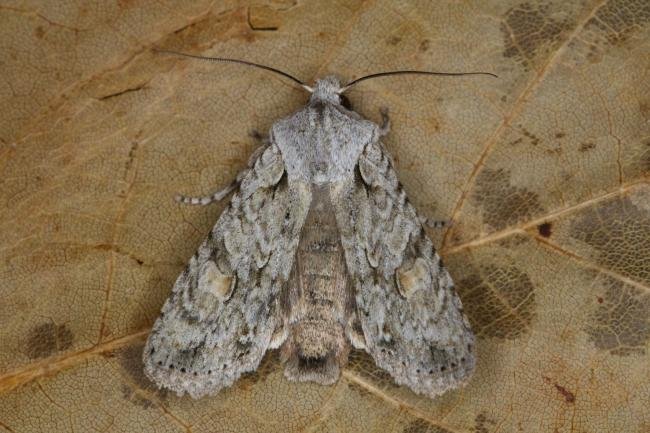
333,140,475,398
143,144,311,398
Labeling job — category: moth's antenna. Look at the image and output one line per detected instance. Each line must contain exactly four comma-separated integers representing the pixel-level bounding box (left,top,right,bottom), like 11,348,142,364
154,49,313,92
339,70,498,93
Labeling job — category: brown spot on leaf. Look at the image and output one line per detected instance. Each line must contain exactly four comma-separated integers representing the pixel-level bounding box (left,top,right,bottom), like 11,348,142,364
586,43,604,63
579,142,596,152
34,26,45,39
639,100,650,120
570,196,650,284
117,343,167,398
419,39,431,52
473,413,497,433
117,343,148,385
402,418,452,433
387,35,402,45
544,146,562,156
555,132,566,139
554,383,576,403
501,3,571,69
26,323,74,359
117,0,137,8
426,115,441,132
580,0,650,62
458,264,536,339
474,168,545,230
584,276,650,356
124,141,139,176
522,128,540,146
537,222,553,238
587,0,650,46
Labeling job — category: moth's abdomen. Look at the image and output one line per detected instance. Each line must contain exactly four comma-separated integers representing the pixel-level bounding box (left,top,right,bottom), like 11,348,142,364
281,185,351,384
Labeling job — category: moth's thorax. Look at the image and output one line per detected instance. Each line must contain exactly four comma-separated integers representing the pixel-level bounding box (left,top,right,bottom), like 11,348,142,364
272,78,378,184
309,76,342,105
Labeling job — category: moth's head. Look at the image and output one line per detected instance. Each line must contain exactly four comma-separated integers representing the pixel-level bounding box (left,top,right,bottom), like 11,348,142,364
309,76,344,105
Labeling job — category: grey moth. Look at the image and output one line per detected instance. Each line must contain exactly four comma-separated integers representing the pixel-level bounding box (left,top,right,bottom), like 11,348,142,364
143,51,493,399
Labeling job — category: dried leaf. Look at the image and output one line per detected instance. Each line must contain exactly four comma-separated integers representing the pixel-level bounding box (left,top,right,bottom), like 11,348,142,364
1,1,648,432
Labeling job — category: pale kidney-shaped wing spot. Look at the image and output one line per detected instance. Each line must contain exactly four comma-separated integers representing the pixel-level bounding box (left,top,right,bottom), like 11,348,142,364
396,257,431,298
365,245,380,268
198,260,236,301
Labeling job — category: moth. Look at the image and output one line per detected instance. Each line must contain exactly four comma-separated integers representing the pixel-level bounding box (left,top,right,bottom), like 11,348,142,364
143,51,495,399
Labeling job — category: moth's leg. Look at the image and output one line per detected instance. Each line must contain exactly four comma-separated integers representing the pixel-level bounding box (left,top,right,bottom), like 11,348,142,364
175,180,238,205
379,107,390,136
420,217,451,230
175,165,253,206
175,142,270,206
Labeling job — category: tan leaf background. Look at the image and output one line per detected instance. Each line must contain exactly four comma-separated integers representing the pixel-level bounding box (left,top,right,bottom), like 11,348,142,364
1,1,649,432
